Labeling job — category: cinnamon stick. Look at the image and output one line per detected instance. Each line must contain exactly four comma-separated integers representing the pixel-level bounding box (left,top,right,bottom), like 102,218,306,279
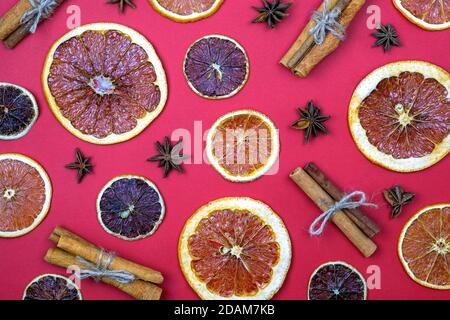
290,167,377,257
280,0,366,77
304,162,380,238
50,226,164,285
45,248,162,300
0,0,32,41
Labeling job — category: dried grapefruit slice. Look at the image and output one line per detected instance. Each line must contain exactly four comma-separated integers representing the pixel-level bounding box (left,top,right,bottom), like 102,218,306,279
0,154,52,238
23,274,82,300
184,35,249,99
308,261,367,300
179,197,291,300
0,83,38,140
393,0,450,30
149,0,224,22
42,23,168,145
398,203,449,289
349,61,450,172
206,110,279,182
97,175,165,240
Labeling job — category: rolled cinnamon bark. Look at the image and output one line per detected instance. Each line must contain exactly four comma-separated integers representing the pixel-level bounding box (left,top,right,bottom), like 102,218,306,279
50,227,164,285
0,0,32,41
290,167,377,257
45,248,162,300
304,162,380,238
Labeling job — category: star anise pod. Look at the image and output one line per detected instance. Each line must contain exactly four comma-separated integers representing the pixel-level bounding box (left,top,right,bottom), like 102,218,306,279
107,0,136,13
291,101,331,143
65,148,93,183
383,185,415,218
372,24,400,52
252,0,292,29
147,137,189,178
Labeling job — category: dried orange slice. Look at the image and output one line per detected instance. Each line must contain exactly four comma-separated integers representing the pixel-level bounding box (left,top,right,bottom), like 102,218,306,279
349,61,450,172
149,0,224,22
23,274,82,300
393,0,450,31
0,154,52,238
398,203,449,289
206,110,279,182
42,23,168,145
179,197,291,300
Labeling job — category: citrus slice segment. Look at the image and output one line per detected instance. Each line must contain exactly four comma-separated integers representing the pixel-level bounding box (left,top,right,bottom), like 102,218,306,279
42,23,168,145
398,203,449,289
0,154,52,238
97,175,165,240
184,35,249,99
349,61,450,172
393,0,450,30
23,274,82,300
206,110,279,182
0,83,38,140
308,261,367,300
179,197,291,300
149,0,224,22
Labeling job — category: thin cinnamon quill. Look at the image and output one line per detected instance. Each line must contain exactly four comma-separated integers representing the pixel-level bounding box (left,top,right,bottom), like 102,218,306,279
0,0,31,40
290,167,377,257
304,162,380,238
281,0,366,77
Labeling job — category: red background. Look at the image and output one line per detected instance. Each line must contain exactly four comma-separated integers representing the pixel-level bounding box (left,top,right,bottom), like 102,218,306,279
0,0,449,300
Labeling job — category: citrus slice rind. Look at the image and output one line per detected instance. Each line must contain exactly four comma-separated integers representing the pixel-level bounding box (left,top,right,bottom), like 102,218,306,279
308,261,367,300
179,197,291,300
0,83,38,140
393,0,450,31
149,0,225,23
96,174,165,241
0,153,52,238
42,23,168,145
398,203,450,290
206,109,279,182
23,274,82,300
183,35,249,100
349,61,450,172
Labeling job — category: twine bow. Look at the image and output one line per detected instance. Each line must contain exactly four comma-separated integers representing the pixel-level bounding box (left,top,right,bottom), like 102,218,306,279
309,191,377,236
309,0,346,45
76,249,136,284
20,0,59,33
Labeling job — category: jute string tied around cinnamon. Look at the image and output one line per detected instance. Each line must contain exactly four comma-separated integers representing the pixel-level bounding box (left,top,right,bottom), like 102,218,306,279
76,249,136,284
309,0,346,45
309,191,377,236
20,0,59,33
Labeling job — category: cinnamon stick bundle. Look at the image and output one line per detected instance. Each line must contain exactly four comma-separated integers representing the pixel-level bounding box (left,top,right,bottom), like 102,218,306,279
304,162,380,238
280,0,366,77
290,167,377,257
45,226,164,300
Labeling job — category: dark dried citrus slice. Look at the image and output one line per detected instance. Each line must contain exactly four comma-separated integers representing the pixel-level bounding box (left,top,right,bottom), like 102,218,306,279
308,261,367,300
206,110,279,182
0,154,52,238
97,175,165,240
149,0,224,22
393,0,450,30
42,23,168,144
398,203,449,289
179,197,291,300
0,83,38,140
349,61,450,172
184,35,249,99
23,274,82,300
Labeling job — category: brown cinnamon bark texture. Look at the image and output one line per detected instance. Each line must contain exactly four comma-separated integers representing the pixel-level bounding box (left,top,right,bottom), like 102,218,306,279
45,248,162,300
304,162,380,238
0,0,32,40
50,226,164,284
281,0,366,77
290,167,377,257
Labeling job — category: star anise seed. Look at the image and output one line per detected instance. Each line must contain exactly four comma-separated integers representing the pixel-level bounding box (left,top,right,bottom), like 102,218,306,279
147,137,189,178
372,23,400,52
291,101,331,143
252,0,292,29
107,0,136,14
383,185,415,218
65,148,93,183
